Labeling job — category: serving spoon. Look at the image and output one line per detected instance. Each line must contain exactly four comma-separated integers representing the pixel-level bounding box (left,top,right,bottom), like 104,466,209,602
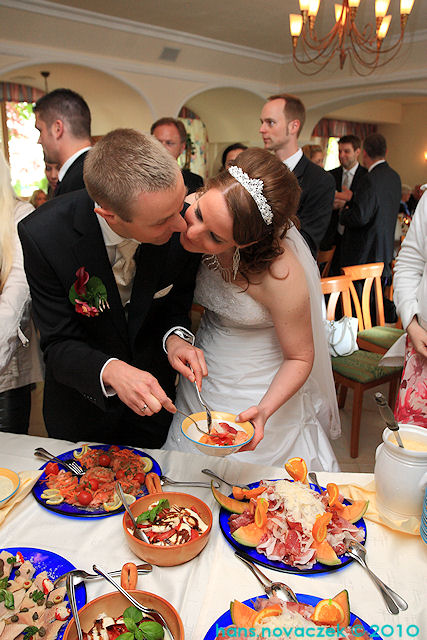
345,538,408,614
374,392,405,448
116,482,150,544
175,409,209,436
201,468,250,490
235,550,298,603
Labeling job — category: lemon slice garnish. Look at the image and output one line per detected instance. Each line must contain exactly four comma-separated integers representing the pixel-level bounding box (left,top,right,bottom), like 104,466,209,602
46,496,64,505
123,493,136,504
41,489,61,498
140,457,153,473
74,444,89,459
103,495,123,511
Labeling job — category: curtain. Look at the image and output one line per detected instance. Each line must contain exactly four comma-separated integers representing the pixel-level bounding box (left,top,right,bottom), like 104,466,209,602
0,82,44,103
312,118,377,139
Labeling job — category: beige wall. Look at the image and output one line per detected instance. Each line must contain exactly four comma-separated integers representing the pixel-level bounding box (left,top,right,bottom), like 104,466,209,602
378,102,427,187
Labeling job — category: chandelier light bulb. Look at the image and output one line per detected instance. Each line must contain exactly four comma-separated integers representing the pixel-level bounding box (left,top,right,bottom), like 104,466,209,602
290,13,303,36
400,0,414,14
377,14,392,38
334,4,345,23
375,0,391,18
299,0,310,11
348,0,361,7
308,0,320,17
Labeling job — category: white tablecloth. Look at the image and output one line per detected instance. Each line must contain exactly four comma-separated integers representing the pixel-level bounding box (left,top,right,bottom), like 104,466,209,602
1,433,426,639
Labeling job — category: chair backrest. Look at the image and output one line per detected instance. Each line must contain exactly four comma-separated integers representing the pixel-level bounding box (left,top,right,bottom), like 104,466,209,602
317,246,336,277
320,275,363,329
341,263,385,329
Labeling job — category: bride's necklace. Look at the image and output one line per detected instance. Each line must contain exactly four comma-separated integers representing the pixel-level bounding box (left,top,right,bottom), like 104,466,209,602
202,250,240,283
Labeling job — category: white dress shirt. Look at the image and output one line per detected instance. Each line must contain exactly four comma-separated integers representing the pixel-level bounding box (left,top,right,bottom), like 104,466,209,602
58,146,92,181
283,148,303,172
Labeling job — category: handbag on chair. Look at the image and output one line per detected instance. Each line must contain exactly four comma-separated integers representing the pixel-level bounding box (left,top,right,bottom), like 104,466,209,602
324,316,359,357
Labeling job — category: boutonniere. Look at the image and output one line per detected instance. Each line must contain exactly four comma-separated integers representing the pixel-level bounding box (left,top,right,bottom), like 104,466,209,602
69,267,109,317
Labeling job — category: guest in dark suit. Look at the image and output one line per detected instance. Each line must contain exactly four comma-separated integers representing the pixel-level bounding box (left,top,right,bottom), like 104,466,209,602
259,94,334,257
321,135,367,274
150,117,204,195
34,89,92,197
340,133,401,283
18,129,205,447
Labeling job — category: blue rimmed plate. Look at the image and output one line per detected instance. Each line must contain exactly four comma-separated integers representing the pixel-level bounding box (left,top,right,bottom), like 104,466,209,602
2,547,87,640
219,480,367,574
0,467,20,505
203,593,382,639
32,444,161,518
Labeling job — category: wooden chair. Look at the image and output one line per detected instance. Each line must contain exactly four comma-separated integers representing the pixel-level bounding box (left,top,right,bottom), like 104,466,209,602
321,275,402,458
341,263,404,355
317,246,336,277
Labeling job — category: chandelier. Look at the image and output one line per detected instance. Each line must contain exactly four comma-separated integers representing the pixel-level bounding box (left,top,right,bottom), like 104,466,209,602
289,0,415,76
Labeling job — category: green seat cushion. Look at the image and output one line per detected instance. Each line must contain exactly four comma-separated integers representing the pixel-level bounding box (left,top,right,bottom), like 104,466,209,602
332,350,402,383
357,326,405,350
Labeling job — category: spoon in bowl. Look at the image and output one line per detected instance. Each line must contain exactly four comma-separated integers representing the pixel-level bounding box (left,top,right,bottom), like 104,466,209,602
374,392,404,448
175,409,209,436
235,551,298,603
116,482,150,544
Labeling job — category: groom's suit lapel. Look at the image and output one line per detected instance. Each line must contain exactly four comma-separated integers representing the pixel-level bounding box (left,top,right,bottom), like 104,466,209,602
71,197,129,345
127,241,171,349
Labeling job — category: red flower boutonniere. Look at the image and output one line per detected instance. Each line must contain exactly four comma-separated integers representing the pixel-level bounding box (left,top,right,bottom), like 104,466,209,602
69,267,109,317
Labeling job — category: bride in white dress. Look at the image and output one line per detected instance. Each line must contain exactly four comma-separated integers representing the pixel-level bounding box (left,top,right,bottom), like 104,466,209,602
164,149,340,471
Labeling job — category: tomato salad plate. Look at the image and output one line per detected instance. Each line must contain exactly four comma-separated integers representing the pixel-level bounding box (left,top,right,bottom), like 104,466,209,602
215,479,368,574
204,593,381,639
32,444,161,518
0,547,87,640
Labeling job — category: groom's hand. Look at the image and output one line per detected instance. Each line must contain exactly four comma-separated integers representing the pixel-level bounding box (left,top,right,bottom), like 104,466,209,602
102,360,176,416
235,405,267,452
166,335,207,390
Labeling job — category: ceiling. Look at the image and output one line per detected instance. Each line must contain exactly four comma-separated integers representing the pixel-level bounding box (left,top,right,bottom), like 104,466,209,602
49,0,426,57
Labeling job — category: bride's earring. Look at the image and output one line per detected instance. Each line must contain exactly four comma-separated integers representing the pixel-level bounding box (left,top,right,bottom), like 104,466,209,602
232,247,240,280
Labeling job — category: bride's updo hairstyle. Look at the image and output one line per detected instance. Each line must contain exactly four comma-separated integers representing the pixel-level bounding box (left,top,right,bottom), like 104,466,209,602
205,147,300,277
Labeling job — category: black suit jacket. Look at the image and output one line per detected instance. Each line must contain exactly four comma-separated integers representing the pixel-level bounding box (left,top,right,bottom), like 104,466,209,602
18,190,201,446
321,163,368,250
55,151,88,197
182,169,204,195
293,154,335,257
340,161,401,278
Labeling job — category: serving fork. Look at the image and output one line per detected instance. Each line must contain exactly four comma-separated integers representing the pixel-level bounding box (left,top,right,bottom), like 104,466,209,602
235,550,299,603
34,447,85,476
66,573,83,640
92,565,175,640
54,564,153,587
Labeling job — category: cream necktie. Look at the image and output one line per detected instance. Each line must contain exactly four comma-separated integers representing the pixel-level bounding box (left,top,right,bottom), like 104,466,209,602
338,170,351,236
112,239,139,306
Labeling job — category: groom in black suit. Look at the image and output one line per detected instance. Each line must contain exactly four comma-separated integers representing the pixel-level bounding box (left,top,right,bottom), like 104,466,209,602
34,88,92,197
19,129,205,447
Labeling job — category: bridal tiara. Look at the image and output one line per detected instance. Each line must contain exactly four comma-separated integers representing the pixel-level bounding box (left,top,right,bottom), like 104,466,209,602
228,166,273,225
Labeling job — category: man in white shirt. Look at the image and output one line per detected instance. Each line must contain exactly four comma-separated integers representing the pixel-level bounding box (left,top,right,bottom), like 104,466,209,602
320,135,367,272
259,93,335,257
19,129,204,446
34,88,92,197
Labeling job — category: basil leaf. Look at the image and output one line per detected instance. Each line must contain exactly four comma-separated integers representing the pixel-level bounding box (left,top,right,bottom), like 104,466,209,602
134,630,145,640
136,499,170,524
139,621,164,640
7,556,16,564
31,590,44,602
123,606,143,624
124,619,138,633
0,589,14,609
23,626,39,639
0,577,8,589
114,633,134,640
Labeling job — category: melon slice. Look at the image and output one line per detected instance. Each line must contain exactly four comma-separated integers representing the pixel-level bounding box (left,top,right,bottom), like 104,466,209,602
332,589,350,627
231,522,267,547
230,599,255,627
211,481,248,514
312,539,340,566
340,499,368,523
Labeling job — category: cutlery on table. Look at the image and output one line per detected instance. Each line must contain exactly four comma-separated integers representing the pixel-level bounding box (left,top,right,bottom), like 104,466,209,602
159,474,217,488
34,447,84,476
201,468,250,490
54,564,153,588
116,482,151,544
66,572,83,640
345,537,408,614
374,392,405,448
308,471,353,504
235,550,299,603
92,564,175,640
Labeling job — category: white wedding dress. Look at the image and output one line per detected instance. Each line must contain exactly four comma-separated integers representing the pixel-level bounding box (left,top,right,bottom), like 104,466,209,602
164,226,341,472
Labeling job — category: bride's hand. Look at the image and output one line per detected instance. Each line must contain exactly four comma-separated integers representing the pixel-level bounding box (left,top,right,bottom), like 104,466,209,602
166,335,208,389
235,405,267,451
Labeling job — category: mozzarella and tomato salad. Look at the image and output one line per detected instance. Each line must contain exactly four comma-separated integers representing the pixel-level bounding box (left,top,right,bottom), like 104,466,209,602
41,446,150,510
132,499,208,546
199,422,248,447
0,550,70,640
82,606,166,640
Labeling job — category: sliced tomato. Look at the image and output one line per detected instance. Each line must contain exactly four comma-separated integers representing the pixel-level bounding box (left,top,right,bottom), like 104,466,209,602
45,462,59,476
84,479,99,491
134,472,146,485
219,422,237,434
116,469,126,480
109,445,120,453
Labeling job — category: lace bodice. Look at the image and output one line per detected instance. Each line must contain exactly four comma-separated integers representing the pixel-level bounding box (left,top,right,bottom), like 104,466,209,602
194,260,273,328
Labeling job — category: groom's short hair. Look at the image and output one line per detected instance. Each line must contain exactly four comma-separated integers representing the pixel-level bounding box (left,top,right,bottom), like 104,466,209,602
84,128,180,221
